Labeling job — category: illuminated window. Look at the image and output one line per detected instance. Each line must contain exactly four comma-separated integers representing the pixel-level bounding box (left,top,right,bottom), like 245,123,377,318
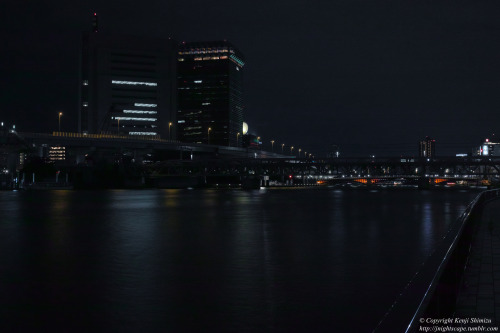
111,80,157,87
134,103,157,107
123,110,157,114
82,80,89,86
115,117,157,121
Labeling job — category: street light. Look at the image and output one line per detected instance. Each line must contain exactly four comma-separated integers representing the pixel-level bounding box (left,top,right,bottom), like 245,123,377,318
169,122,173,140
271,140,275,152
237,132,240,146
299,148,302,157
117,118,120,133
58,112,63,132
208,127,212,144
290,146,294,155
281,143,285,153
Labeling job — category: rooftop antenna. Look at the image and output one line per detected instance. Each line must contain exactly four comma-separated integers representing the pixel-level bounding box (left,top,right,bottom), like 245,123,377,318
92,12,98,32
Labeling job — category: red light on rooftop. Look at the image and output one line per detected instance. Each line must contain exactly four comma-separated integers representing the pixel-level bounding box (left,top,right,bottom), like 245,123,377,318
94,12,97,16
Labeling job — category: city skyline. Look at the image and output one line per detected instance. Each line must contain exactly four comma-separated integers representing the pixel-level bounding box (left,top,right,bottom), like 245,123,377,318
1,1,500,157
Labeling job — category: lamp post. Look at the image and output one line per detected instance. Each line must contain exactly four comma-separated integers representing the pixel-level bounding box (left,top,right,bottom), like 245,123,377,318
281,143,285,154
271,140,275,152
298,148,302,157
169,122,172,140
117,118,120,133
58,112,63,132
208,127,212,144
237,132,240,147
290,146,294,155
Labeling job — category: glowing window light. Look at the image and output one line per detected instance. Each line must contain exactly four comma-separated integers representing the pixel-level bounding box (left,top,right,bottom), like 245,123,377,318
194,80,202,83
111,80,157,87
134,103,157,107
178,120,185,123
123,110,157,114
114,117,157,121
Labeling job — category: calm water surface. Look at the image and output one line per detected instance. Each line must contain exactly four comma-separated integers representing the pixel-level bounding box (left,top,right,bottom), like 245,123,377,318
0,188,478,332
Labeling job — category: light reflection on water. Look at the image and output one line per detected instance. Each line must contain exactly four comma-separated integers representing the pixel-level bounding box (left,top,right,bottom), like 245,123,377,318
0,188,478,332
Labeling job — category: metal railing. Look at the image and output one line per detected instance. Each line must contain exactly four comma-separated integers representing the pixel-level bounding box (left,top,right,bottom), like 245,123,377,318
374,189,500,332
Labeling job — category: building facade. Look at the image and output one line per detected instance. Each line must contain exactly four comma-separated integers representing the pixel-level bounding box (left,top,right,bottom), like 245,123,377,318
176,41,244,146
79,17,177,139
419,136,436,158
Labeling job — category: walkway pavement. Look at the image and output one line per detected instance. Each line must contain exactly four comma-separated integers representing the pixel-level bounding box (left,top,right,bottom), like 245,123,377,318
455,198,500,323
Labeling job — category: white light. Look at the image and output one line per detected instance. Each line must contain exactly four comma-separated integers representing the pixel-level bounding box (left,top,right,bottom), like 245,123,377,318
242,122,248,135
111,80,157,87
129,132,157,136
115,117,157,121
123,110,157,114
178,120,185,123
134,103,157,107
194,80,202,83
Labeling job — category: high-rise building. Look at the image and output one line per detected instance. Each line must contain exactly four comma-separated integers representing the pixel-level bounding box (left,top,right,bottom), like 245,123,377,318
176,41,244,146
79,14,177,138
419,136,436,158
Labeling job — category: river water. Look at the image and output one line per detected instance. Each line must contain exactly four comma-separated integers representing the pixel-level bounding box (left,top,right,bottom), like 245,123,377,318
0,188,479,332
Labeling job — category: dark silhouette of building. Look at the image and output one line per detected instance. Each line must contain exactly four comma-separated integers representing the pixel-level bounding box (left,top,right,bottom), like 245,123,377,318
176,41,244,146
79,13,177,138
419,136,436,158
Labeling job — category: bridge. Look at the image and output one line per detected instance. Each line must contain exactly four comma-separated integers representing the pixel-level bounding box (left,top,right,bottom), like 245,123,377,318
2,130,500,188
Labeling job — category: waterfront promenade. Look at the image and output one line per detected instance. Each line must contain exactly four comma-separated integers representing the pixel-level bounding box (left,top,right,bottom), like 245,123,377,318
455,197,500,323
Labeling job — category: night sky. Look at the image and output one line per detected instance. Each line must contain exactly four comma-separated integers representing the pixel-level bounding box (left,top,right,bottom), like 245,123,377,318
2,1,499,157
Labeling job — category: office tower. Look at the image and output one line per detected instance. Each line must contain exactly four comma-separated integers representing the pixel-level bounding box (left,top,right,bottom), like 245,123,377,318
419,136,436,158
177,41,244,146
79,14,177,138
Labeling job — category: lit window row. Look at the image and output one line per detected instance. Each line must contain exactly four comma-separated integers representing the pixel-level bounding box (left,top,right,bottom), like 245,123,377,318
193,56,228,61
202,102,211,105
178,120,185,123
111,80,157,87
179,49,230,55
129,132,157,135
114,117,157,121
123,110,157,114
194,80,202,83
134,103,157,107
229,54,245,67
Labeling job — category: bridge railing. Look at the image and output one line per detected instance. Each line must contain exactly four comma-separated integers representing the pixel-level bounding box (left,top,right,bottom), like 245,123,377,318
374,189,500,332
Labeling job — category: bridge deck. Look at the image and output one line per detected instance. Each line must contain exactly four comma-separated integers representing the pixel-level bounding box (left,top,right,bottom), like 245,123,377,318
455,198,500,323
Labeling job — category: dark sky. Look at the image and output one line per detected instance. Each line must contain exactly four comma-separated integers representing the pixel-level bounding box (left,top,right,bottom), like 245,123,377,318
1,1,499,157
